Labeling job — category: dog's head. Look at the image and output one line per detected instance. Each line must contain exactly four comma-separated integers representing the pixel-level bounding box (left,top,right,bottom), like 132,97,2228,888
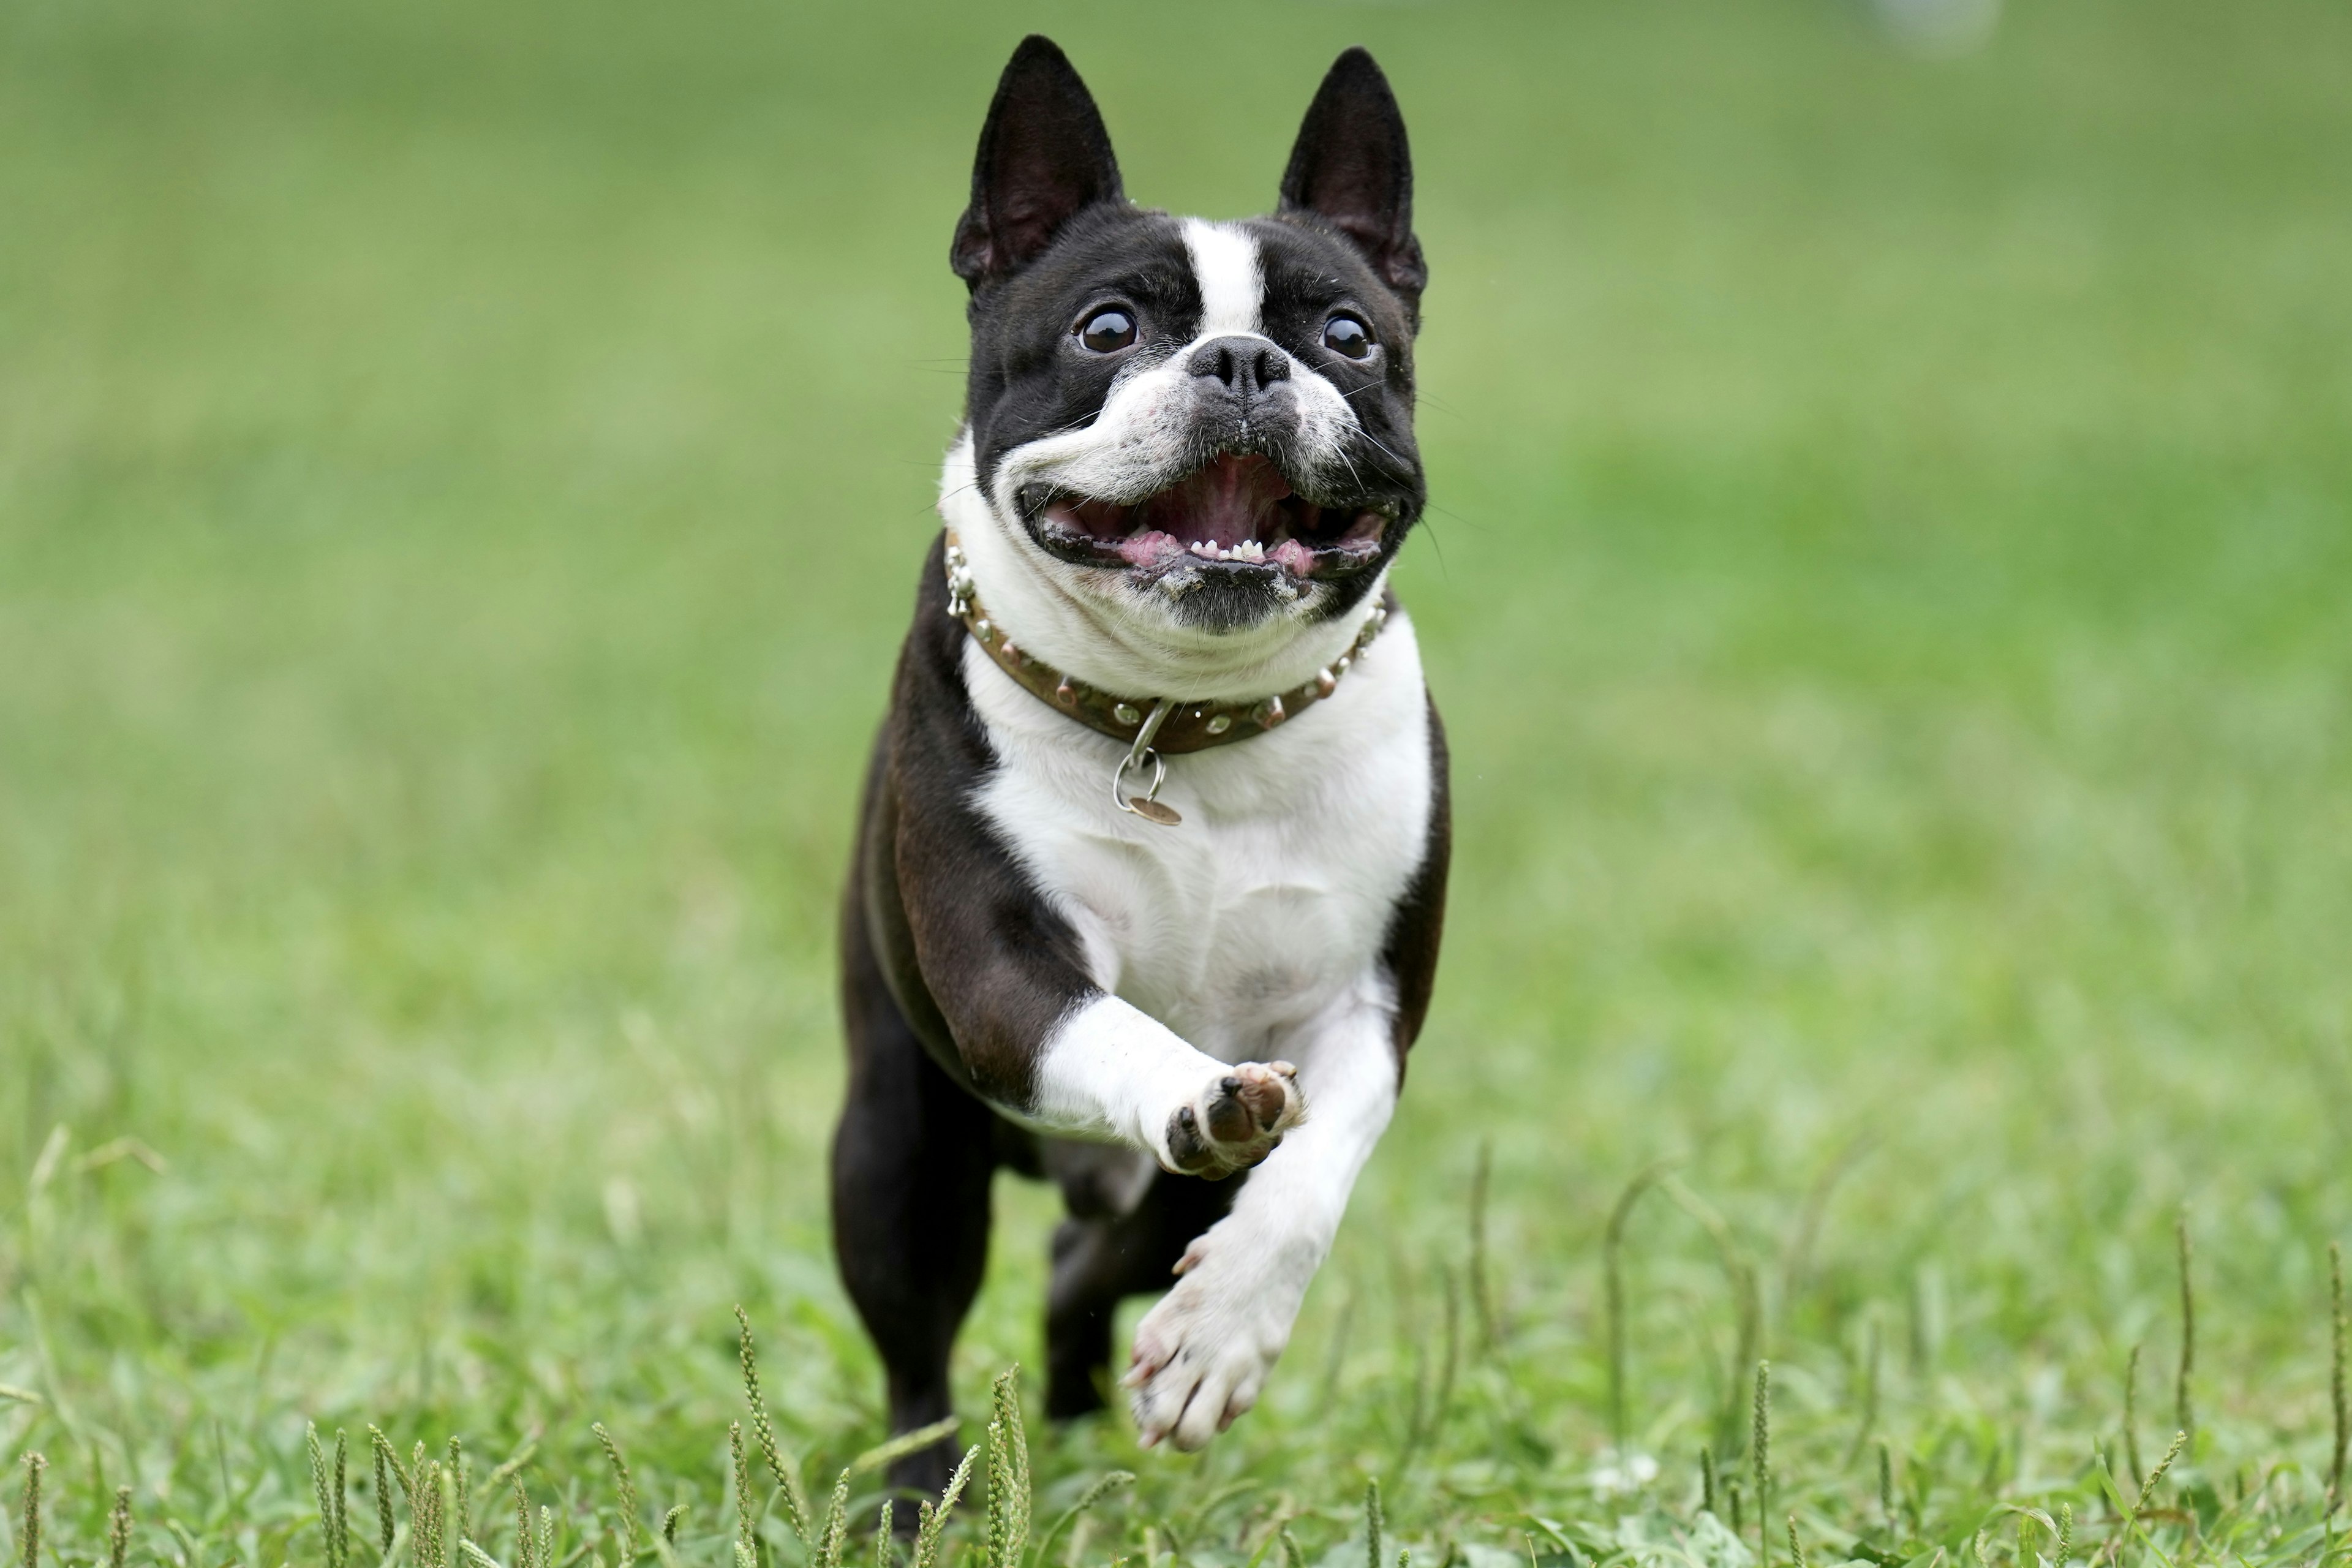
947,37,1427,649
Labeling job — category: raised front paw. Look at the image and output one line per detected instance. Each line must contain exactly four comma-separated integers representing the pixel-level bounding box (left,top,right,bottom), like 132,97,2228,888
1123,1235,1295,1450
1161,1061,1304,1177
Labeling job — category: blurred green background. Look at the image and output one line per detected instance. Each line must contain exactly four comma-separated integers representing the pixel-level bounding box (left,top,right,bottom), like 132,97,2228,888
4,0,2351,1553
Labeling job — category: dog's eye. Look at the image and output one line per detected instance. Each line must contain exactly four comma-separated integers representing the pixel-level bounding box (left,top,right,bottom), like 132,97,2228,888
1323,314,1374,360
1077,308,1137,353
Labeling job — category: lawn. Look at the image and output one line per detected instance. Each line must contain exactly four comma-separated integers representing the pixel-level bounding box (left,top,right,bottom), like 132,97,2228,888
3,1,2350,1566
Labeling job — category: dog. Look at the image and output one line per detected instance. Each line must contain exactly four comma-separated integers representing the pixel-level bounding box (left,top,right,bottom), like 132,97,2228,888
831,34,1449,1482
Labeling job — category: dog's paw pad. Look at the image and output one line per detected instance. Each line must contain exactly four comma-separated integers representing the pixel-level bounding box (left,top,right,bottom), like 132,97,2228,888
1164,1061,1303,1177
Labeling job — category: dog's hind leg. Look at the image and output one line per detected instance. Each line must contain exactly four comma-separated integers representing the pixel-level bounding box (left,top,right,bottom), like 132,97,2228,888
832,888,1000,1501
1042,1156,1238,1420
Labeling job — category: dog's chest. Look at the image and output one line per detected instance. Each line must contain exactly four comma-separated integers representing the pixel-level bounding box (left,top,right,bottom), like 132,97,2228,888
965,620,1433,1057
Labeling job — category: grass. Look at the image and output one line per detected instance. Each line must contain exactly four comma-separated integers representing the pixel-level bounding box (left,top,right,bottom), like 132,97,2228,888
3,0,2351,1564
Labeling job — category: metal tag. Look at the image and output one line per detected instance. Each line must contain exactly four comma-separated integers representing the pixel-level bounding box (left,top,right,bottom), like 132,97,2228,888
1126,796,1183,827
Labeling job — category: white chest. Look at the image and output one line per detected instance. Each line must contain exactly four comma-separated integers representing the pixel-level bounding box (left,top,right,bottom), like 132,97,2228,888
965,615,1434,1060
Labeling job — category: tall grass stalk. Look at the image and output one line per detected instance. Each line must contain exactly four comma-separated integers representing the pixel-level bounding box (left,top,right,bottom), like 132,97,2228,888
911,1447,977,1568
369,1429,403,1555
1031,1470,1133,1568
813,1471,851,1568
731,1423,755,1568
107,1487,130,1568
1752,1362,1773,1568
1668,1178,1764,1460
1845,1316,1882,1466
592,1425,638,1564
2329,1240,2346,1512
309,1425,348,1568
2176,1212,2197,1443
1603,1161,1673,1451
1469,1140,1498,1352
982,1368,1030,1568
1363,1479,1385,1568
2121,1346,2144,1492
734,1308,812,1545
448,1439,470,1549
20,1454,43,1568
1877,1442,1894,1532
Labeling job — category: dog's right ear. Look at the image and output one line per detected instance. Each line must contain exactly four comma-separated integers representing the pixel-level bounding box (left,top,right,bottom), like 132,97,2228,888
951,36,1124,291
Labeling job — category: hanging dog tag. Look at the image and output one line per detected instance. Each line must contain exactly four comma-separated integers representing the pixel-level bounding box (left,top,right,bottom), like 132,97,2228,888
1111,699,1183,827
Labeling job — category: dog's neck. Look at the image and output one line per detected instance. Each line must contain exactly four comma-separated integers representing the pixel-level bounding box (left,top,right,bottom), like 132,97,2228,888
939,433,1388,705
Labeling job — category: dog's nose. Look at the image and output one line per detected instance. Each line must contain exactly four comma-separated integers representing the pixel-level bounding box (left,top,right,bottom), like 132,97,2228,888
1188,336,1291,398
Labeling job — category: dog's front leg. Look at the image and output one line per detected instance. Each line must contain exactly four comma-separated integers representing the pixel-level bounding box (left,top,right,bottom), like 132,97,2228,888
1033,996,1309,1176
1121,984,1400,1450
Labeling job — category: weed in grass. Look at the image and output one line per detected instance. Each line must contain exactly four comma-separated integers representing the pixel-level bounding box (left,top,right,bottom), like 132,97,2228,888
106,1487,128,1568
1701,1446,1717,1515
731,1423,755,1567
1786,1515,1806,1568
982,1370,1030,1568
17,1454,39,1568
1752,1362,1773,1566
593,1425,638,1563
1846,1314,1882,1466
1364,1479,1385,1568
451,1437,473,1548
2330,1240,2346,1512
309,1425,349,1568
2121,1346,2144,1494
1469,1140,1498,1353
1603,1160,1673,1450
911,1446,976,1568
2176,1212,2197,1444
2057,1502,2073,1567
1669,1178,1763,1459
1033,1470,1132,1568
371,1429,403,1555
736,1306,811,1545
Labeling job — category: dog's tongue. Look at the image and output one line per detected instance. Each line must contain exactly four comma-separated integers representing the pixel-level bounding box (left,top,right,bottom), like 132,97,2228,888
1141,454,1292,549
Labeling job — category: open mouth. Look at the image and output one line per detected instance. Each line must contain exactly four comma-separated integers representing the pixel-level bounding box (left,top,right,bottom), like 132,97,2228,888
1023,454,1390,580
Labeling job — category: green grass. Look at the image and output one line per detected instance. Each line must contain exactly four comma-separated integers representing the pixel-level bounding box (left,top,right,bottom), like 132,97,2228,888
4,0,2351,1564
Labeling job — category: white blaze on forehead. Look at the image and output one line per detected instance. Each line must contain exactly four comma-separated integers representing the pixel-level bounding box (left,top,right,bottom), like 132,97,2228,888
1182,219,1263,336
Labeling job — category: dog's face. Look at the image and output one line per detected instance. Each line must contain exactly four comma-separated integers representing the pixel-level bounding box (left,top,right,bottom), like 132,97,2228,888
952,40,1428,638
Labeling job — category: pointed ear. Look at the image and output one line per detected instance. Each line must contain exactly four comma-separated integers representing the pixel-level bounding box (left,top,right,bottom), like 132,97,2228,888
951,36,1124,290
1278,47,1426,298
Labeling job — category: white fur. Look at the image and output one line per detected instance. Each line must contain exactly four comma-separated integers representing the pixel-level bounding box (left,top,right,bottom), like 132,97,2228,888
1182,219,1263,334
1125,990,1398,1448
961,597,1432,1447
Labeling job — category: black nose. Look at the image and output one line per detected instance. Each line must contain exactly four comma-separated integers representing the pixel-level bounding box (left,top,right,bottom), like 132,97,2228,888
1189,335,1291,397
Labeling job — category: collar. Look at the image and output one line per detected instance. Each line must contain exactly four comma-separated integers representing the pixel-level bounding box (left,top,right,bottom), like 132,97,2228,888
942,528,1392,756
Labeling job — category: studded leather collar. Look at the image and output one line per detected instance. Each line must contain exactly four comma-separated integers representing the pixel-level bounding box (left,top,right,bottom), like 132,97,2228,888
942,530,1392,756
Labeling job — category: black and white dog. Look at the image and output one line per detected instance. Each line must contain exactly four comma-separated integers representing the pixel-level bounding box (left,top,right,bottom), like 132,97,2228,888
831,36,1448,1479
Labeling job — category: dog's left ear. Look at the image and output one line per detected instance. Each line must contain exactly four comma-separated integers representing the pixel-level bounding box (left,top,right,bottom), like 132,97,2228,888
952,36,1125,291
1278,48,1427,301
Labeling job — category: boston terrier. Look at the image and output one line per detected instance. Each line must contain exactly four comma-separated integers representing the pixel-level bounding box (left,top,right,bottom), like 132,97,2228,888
831,35,1449,1481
